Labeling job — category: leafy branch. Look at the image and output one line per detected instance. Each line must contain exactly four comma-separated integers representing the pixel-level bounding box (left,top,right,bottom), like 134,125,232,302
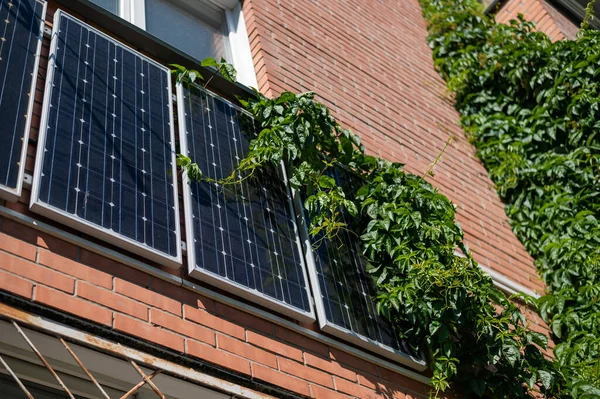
421,0,600,396
172,52,558,396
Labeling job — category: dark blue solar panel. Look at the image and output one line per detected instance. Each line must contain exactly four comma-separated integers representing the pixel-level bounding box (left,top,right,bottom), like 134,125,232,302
179,83,313,319
0,0,45,200
32,11,181,265
306,168,407,355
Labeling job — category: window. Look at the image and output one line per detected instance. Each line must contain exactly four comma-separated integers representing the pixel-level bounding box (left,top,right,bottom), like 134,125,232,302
88,0,258,87
90,0,119,14
145,0,230,62
0,375,88,399
0,318,234,399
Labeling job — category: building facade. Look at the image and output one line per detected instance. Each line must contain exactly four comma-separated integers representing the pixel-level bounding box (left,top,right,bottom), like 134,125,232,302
0,0,583,398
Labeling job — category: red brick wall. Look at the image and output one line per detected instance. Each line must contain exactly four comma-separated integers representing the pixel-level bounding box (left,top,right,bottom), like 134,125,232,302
243,0,544,294
0,228,434,399
495,0,579,40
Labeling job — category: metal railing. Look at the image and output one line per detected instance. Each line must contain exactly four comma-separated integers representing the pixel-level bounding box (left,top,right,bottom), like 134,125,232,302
1,321,166,399
0,301,279,399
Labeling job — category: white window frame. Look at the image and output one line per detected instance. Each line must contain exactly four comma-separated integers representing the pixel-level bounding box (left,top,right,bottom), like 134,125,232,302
30,10,183,269
108,0,258,88
176,82,316,324
292,194,423,366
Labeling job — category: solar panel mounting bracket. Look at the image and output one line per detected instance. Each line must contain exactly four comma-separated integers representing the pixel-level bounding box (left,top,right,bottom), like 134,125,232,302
22,173,33,190
43,24,52,38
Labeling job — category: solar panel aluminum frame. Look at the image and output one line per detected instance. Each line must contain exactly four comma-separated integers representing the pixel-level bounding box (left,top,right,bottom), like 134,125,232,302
292,194,426,369
0,0,47,202
176,82,316,324
30,9,183,268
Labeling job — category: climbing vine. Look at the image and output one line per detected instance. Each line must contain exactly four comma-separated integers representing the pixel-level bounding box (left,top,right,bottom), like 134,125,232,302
174,55,561,396
421,0,600,397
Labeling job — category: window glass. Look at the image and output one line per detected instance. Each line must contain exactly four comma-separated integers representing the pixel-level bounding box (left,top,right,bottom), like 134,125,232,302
0,374,83,399
89,0,120,14
145,0,230,62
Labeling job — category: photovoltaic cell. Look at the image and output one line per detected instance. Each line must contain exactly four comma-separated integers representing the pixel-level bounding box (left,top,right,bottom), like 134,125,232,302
302,168,421,364
31,11,181,267
0,0,46,201
178,83,314,322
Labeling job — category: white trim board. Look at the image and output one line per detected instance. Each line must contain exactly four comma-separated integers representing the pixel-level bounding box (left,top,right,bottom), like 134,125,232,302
225,3,258,89
453,250,541,298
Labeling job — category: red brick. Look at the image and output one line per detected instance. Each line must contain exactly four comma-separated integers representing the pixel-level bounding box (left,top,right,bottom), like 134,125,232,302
247,331,303,362
152,278,215,310
150,309,215,345
305,353,357,382
275,326,330,357
357,373,378,390
113,314,184,352
377,369,429,397
183,305,245,340
34,286,112,326
186,339,251,375
0,269,33,298
2,219,78,259
77,282,147,320
0,232,36,261
80,250,150,286
115,279,181,316
311,384,354,399
242,0,550,296
279,357,334,388
330,349,379,377
218,334,277,368
252,364,311,397
215,302,274,335
0,252,74,293
5,200,30,216
38,250,113,289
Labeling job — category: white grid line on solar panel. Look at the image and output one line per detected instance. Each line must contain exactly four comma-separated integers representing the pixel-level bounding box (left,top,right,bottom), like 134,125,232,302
30,10,181,268
0,0,46,201
322,206,400,344
178,82,315,323
185,86,309,311
296,170,422,364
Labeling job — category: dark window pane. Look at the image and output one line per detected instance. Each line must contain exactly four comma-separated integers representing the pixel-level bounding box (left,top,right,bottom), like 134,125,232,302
145,0,229,61
89,0,119,14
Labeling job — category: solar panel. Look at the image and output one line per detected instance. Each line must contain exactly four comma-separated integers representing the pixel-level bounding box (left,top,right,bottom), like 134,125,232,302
177,82,315,322
0,0,46,201
299,168,422,365
30,10,181,267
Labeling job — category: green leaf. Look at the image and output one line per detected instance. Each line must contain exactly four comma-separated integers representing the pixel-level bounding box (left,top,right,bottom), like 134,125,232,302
470,379,486,397
537,370,553,389
317,175,336,189
201,57,218,68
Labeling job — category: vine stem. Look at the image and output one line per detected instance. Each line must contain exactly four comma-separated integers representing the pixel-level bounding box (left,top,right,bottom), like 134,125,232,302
422,134,455,179
581,0,598,30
